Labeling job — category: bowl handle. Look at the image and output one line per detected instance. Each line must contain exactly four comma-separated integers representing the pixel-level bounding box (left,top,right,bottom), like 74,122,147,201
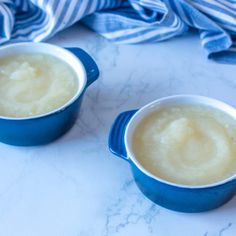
66,48,99,87
109,110,138,161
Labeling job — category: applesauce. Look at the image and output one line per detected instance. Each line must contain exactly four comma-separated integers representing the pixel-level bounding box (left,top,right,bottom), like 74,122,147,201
132,105,236,185
0,54,77,117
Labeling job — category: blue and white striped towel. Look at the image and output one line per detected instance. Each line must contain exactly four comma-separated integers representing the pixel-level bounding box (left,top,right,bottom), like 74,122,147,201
1,0,236,63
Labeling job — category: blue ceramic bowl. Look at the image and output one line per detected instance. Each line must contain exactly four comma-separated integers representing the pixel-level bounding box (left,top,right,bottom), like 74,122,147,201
109,95,236,212
0,43,99,146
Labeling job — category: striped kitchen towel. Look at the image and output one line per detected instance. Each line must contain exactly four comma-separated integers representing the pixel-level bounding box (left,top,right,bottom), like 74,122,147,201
1,0,236,63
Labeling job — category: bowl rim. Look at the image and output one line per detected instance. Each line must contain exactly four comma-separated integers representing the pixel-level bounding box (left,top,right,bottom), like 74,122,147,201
125,94,236,189
0,42,87,120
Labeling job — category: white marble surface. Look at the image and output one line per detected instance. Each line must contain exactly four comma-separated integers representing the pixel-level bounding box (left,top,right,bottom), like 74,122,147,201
0,24,236,236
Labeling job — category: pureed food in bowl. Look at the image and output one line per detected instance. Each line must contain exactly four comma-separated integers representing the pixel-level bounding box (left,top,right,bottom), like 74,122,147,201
0,53,77,118
132,105,236,186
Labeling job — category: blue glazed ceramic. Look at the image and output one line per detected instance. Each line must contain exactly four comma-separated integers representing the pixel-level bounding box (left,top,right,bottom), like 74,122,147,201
109,95,236,212
0,43,99,146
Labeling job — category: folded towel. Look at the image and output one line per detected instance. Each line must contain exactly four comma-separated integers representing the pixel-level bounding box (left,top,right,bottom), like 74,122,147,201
1,0,236,63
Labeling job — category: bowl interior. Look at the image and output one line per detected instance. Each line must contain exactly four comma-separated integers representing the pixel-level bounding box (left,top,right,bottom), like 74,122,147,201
0,42,87,120
125,95,236,188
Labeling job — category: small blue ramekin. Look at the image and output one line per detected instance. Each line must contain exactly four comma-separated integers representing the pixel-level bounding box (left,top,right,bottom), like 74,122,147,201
109,95,236,212
0,43,99,146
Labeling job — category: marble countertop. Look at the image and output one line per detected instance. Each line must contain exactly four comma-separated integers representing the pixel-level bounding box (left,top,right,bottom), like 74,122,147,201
0,24,236,236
